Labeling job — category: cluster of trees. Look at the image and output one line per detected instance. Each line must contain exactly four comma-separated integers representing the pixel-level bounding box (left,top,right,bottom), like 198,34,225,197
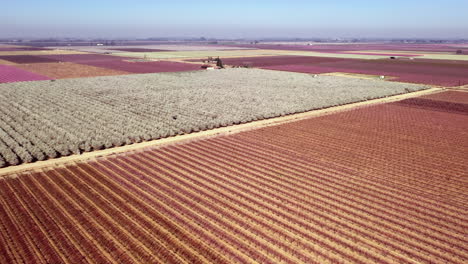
0,69,426,167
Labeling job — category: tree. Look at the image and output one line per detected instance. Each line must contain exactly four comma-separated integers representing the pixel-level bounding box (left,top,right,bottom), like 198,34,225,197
216,57,224,68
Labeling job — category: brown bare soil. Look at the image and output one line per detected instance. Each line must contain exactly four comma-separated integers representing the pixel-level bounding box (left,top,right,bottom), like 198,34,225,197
0,59,17,65
15,62,130,79
421,90,468,104
0,91,466,263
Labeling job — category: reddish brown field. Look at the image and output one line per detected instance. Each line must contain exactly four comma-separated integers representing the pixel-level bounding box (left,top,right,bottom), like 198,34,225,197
0,55,60,64
191,55,343,67
0,91,466,263
0,59,17,65
262,58,468,87
420,90,468,104
15,62,130,79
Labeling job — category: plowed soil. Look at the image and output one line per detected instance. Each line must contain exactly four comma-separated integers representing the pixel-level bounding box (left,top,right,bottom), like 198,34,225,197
421,90,468,104
0,91,466,263
263,58,468,87
80,60,202,73
15,62,130,79
0,59,17,65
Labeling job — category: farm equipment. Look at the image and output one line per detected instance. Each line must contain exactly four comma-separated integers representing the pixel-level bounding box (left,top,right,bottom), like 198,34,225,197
201,56,225,69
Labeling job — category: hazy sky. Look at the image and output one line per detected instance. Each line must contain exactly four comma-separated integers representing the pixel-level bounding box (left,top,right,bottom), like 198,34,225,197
2,0,468,38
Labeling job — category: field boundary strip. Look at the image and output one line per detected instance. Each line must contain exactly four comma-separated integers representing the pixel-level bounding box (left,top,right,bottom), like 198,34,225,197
0,87,442,177
321,72,399,81
445,85,468,91
320,72,452,88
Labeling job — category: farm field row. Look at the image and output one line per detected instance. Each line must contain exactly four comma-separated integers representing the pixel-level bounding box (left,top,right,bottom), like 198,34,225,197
223,43,468,60
226,43,468,53
111,49,392,60
0,91,466,263
14,62,130,79
45,44,254,53
2,43,467,61
217,55,468,87
0,53,202,83
0,65,50,83
263,65,468,87
0,68,427,167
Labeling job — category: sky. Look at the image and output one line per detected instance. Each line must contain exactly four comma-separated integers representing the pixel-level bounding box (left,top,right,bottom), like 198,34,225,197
2,0,468,39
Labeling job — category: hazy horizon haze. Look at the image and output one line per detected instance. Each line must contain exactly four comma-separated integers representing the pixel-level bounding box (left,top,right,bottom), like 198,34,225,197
2,0,467,39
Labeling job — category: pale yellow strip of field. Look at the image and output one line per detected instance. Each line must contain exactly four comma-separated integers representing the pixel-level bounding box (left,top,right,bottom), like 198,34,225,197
347,50,451,55
280,51,389,59
321,72,398,81
0,50,90,56
0,59,17,65
338,50,468,61
0,87,442,177
113,49,388,60
419,54,468,61
0,44,29,48
111,49,294,59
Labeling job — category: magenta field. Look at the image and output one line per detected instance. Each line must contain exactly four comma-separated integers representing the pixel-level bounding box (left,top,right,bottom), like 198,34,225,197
0,65,50,83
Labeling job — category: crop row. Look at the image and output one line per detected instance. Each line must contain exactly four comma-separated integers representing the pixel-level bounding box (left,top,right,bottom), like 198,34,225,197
421,90,468,104
0,94,466,263
0,68,427,167
396,97,468,114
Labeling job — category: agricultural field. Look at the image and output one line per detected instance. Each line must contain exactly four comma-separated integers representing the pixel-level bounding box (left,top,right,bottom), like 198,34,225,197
114,49,389,60
227,43,468,53
0,91,465,263
209,56,343,67
0,68,427,167
223,43,468,61
14,62,130,79
46,44,253,52
77,60,201,73
0,64,50,83
260,58,468,87
109,49,288,59
0,52,203,83
216,55,468,87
